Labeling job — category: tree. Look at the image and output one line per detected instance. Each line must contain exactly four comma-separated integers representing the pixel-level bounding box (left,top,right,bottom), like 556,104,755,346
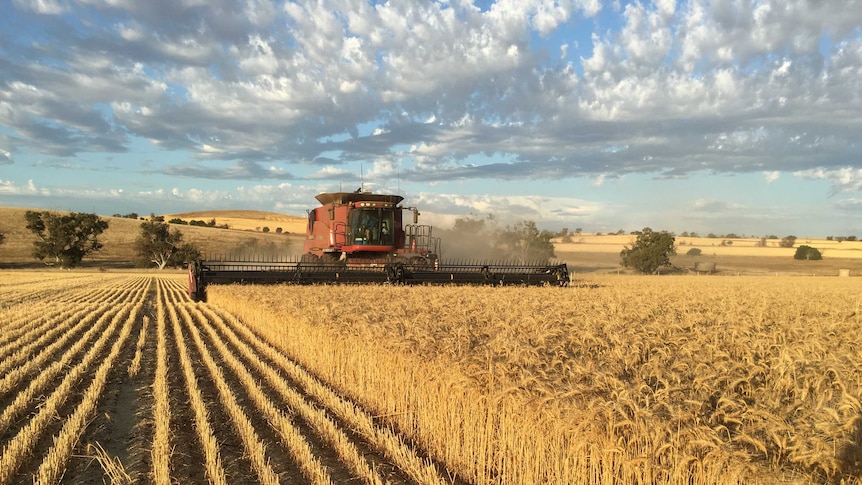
496,220,556,263
0,232,5,246
24,211,109,268
794,245,823,260
620,227,676,274
135,218,200,269
780,235,797,248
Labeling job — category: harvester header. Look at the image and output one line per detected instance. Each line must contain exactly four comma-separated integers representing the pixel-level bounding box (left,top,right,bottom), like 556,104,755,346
188,190,569,300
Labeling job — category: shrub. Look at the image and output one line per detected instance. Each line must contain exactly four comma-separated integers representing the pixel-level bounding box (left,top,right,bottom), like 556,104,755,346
794,245,822,260
686,248,702,256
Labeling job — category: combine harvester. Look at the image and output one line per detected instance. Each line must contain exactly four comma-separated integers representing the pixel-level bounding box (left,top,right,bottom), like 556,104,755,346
188,191,569,300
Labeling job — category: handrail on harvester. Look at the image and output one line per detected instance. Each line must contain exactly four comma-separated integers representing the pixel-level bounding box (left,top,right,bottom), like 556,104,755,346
187,257,569,301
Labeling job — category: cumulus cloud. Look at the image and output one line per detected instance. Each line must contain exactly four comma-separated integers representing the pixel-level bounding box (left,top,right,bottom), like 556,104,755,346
795,167,862,193
412,192,604,228
0,0,861,237
1,0,860,182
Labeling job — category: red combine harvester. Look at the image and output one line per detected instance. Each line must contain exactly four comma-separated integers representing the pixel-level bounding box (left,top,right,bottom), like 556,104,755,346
188,190,569,300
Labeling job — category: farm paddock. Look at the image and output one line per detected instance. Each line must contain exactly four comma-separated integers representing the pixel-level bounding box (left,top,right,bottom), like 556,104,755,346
0,271,860,484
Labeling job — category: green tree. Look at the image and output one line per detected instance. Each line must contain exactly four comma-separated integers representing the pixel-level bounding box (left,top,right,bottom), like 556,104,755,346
620,227,676,274
496,220,556,263
135,218,200,269
794,245,823,260
24,211,109,268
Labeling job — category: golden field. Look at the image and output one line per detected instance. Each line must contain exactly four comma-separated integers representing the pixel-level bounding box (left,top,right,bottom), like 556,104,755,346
211,275,862,484
0,271,452,484
1,270,861,483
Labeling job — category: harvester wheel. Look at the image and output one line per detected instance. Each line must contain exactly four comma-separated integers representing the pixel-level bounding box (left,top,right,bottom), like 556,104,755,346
385,263,406,284
407,256,429,271
320,253,340,263
300,253,319,262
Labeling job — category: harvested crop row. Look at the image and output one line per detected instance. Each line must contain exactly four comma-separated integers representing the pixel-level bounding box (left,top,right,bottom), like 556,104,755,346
169,291,283,485
161,279,229,485
151,280,171,485
192,302,378,485
179,301,333,484
0,284,137,378
0,282,146,395
0,276,150,484
0,273,133,309
200,299,450,485
34,282,146,483
0,283,126,349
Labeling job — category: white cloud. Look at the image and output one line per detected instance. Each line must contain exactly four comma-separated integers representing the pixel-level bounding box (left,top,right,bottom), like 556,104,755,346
13,0,66,14
795,167,862,193
413,192,604,228
763,171,780,183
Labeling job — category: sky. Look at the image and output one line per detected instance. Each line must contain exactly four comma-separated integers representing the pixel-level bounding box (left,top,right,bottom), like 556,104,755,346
0,0,861,237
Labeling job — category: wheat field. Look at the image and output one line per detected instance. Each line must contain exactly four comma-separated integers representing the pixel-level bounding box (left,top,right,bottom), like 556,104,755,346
1,271,860,484
210,275,862,484
0,272,453,484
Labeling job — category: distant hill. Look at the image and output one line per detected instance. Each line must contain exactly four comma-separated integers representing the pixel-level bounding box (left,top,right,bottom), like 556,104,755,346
163,210,306,233
0,207,304,267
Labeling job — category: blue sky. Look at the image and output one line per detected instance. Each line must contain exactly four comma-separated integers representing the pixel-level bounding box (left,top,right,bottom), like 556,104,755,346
1,0,861,237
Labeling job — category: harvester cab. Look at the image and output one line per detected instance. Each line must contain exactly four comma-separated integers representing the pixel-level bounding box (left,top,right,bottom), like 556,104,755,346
301,191,439,265
187,190,569,301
